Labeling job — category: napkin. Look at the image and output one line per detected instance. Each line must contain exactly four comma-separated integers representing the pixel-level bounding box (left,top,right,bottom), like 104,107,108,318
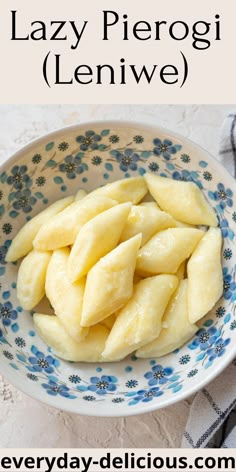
182,112,236,448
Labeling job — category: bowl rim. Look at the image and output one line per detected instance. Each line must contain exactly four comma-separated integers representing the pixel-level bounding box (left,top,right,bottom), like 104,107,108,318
1,119,236,417
0,331,235,418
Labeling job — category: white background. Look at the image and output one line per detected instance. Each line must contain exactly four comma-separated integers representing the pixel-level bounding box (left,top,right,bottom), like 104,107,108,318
1,0,236,103
0,104,233,447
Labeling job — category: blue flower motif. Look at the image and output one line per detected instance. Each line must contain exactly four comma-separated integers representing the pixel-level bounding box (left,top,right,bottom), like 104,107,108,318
7,165,31,190
58,142,69,152
88,375,117,395
181,154,191,163
112,397,124,403
172,170,203,189
189,327,220,351
69,374,81,384
12,189,37,213
27,373,38,381
76,130,102,151
130,387,163,404
28,346,59,374
205,337,231,362
219,219,234,240
15,337,26,347
223,248,232,260
126,379,138,388
133,135,144,144
216,306,226,318
144,364,174,386
153,138,181,161
230,320,236,330
91,156,102,166
0,301,17,327
42,380,72,397
59,155,84,179
188,369,198,378
83,395,96,401
203,171,212,181
2,223,12,235
179,354,190,365
113,149,140,172
109,134,119,144
3,350,13,360
208,183,233,213
32,154,42,164
0,240,11,266
223,267,236,301
148,162,159,173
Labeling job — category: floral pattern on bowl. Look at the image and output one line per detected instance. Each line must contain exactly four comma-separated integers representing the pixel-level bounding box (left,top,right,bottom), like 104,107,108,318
0,121,236,416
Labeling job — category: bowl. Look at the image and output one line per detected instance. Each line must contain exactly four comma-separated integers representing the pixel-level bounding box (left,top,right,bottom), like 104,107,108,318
0,120,235,417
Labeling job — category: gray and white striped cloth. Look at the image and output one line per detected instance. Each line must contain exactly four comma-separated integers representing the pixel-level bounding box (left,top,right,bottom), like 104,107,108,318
182,112,236,448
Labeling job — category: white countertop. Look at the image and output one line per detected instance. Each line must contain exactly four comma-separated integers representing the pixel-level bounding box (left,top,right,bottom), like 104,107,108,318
0,104,232,447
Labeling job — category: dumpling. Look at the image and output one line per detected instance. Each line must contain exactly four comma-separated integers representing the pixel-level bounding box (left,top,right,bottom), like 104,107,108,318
33,196,117,250
101,313,117,330
133,273,143,284
102,275,178,361
45,247,88,341
5,196,74,262
67,202,131,282
120,204,176,246
187,228,223,323
74,188,87,201
34,314,109,362
174,219,196,228
139,201,159,208
81,234,142,327
136,228,204,276
175,261,186,280
85,176,147,204
136,280,198,358
144,174,217,226
17,250,51,310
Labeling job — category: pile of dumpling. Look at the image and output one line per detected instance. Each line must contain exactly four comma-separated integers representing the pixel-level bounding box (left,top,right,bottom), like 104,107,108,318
6,174,223,362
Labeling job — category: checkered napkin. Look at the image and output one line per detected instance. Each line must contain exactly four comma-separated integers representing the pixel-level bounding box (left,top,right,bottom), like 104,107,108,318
181,113,236,448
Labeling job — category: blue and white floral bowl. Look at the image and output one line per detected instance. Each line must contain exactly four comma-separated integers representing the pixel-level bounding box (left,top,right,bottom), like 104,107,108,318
0,121,236,417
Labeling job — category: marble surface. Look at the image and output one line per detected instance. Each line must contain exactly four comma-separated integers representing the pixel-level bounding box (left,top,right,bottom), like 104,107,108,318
0,104,233,448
